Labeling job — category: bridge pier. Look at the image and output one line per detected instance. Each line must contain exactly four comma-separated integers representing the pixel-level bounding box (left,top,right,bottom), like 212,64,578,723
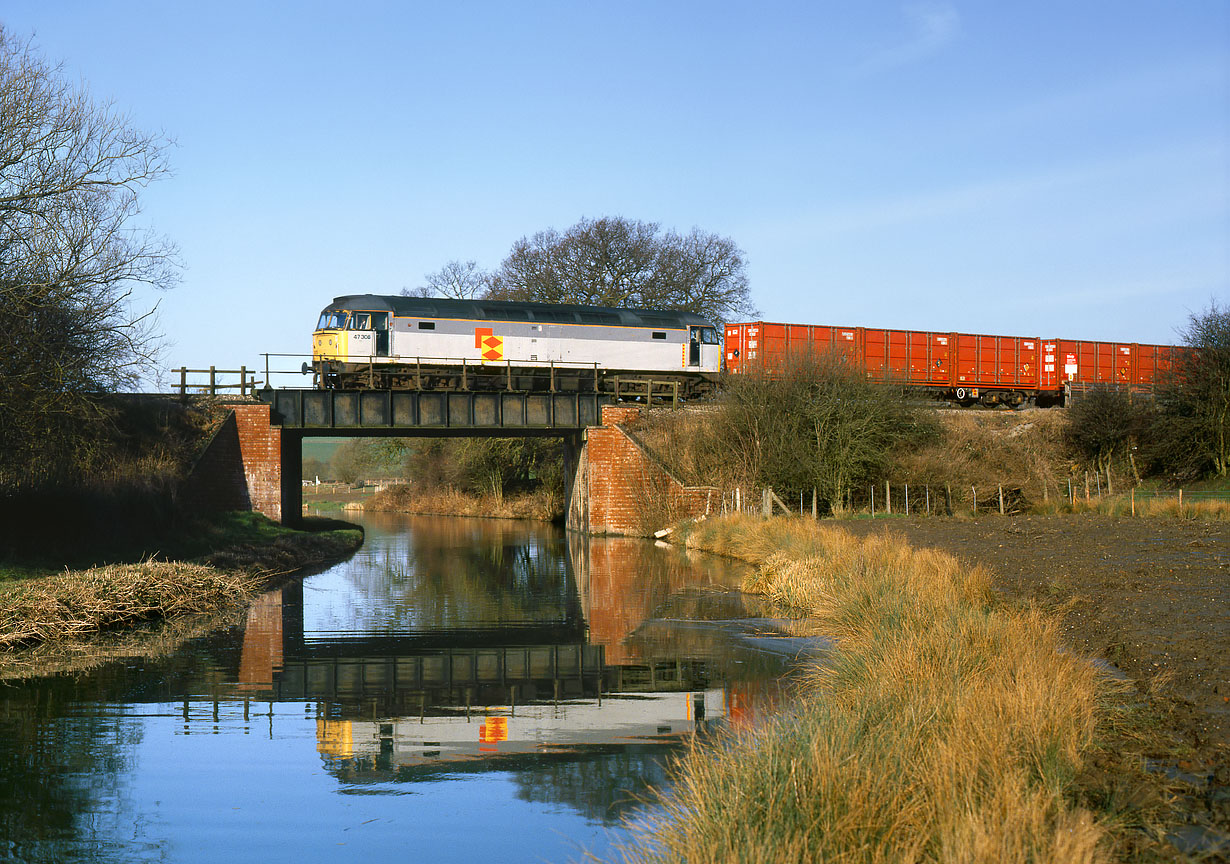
182,403,296,523
183,398,713,534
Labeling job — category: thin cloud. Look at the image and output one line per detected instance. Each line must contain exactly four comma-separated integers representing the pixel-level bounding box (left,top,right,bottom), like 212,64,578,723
854,2,960,76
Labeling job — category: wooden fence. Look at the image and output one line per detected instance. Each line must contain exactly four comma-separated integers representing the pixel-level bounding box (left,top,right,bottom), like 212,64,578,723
171,366,262,397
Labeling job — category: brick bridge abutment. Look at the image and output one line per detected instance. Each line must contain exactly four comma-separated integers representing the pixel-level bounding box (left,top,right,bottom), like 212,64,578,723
183,403,713,535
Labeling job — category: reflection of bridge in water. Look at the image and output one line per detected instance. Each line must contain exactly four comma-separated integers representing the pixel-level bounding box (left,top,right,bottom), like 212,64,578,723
236,524,808,714
241,580,720,715
224,516,820,779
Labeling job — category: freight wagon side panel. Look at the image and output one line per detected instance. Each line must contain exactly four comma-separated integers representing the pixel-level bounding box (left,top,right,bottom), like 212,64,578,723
1016,338,1041,388
1133,344,1158,389
1056,340,1080,386
725,323,748,373
1135,344,1177,390
1114,344,1134,385
864,329,889,377
1040,341,1060,391
952,333,1041,389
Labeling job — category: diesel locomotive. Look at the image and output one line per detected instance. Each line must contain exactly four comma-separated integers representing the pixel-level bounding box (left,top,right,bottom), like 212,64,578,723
309,294,722,398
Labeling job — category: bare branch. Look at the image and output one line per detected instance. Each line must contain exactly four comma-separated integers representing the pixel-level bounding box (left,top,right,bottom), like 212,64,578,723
0,25,177,486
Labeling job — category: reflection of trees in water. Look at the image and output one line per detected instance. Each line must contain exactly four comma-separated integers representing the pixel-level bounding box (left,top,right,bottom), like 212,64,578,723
508,746,674,825
0,678,151,862
321,516,577,632
322,744,674,827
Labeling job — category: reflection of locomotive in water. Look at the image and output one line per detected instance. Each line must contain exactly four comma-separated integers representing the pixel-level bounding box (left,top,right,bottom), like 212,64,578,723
310,294,722,398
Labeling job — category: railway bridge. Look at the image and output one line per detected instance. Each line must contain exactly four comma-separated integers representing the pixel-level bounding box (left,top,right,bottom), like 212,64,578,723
181,389,715,535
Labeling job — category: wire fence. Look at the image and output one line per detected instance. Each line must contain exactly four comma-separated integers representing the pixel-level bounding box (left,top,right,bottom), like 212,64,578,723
713,481,1230,519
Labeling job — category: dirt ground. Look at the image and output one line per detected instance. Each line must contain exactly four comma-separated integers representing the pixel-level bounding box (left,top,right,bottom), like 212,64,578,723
837,513,1229,762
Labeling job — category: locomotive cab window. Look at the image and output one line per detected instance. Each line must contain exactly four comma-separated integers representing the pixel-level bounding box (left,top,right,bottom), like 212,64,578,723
350,312,372,330
318,311,348,330
699,327,719,344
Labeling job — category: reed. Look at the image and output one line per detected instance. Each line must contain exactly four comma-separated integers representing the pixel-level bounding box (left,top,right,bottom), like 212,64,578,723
619,515,1112,863
363,484,563,521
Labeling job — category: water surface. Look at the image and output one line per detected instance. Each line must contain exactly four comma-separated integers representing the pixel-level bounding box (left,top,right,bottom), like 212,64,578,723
0,513,817,863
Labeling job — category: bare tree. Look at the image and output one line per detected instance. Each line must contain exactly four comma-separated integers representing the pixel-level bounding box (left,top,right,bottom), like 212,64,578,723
0,27,177,485
405,258,489,299
485,216,755,323
1065,386,1148,487
712,352,933,512
1148,301,1230,479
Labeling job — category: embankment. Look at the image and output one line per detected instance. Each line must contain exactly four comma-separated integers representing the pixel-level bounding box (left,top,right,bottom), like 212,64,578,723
618,515,1199,863
0,516,362,678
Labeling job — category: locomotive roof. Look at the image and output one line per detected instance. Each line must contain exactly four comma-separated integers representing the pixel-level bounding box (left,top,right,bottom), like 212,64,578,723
322,294,713,328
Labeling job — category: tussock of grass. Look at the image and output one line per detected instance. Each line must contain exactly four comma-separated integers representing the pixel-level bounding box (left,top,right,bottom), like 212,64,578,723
364,484,562,521
620,515,1112,863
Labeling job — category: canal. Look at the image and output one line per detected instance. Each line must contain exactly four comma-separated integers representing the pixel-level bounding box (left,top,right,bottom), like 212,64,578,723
0,513,822,863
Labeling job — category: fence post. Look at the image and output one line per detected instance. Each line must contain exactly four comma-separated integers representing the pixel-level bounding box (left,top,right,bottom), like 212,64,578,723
1068,478,1073,505
178,367,187,395
886,480,891,515
812,488,817,519
762,488,771,517
871,484,875,517
972,486,977,515
209,365,217,395
240,365,248,397
1131,487,1135,517
945,484,953,516
905,483,909,516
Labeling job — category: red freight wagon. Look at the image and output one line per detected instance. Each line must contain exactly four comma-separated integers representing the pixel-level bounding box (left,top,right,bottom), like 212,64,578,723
1052,340,1179,391
726,321,1176,407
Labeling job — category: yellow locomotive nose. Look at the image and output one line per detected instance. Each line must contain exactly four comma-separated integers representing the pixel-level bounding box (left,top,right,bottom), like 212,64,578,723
313,331,345,362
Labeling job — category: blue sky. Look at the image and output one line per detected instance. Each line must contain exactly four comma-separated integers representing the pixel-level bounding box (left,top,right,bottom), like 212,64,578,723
3,1,1227,386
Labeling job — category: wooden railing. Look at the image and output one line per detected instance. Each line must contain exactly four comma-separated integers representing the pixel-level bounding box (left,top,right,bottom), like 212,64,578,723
171,366,262,397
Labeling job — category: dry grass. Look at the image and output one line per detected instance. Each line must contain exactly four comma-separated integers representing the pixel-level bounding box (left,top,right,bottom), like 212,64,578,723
0,602,252,680
1032,494,1230,521
0,519,363,665
0,561,263,648
364,483,562,521
616,515,1116,863
627,406,732,488
893,409,1071,502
